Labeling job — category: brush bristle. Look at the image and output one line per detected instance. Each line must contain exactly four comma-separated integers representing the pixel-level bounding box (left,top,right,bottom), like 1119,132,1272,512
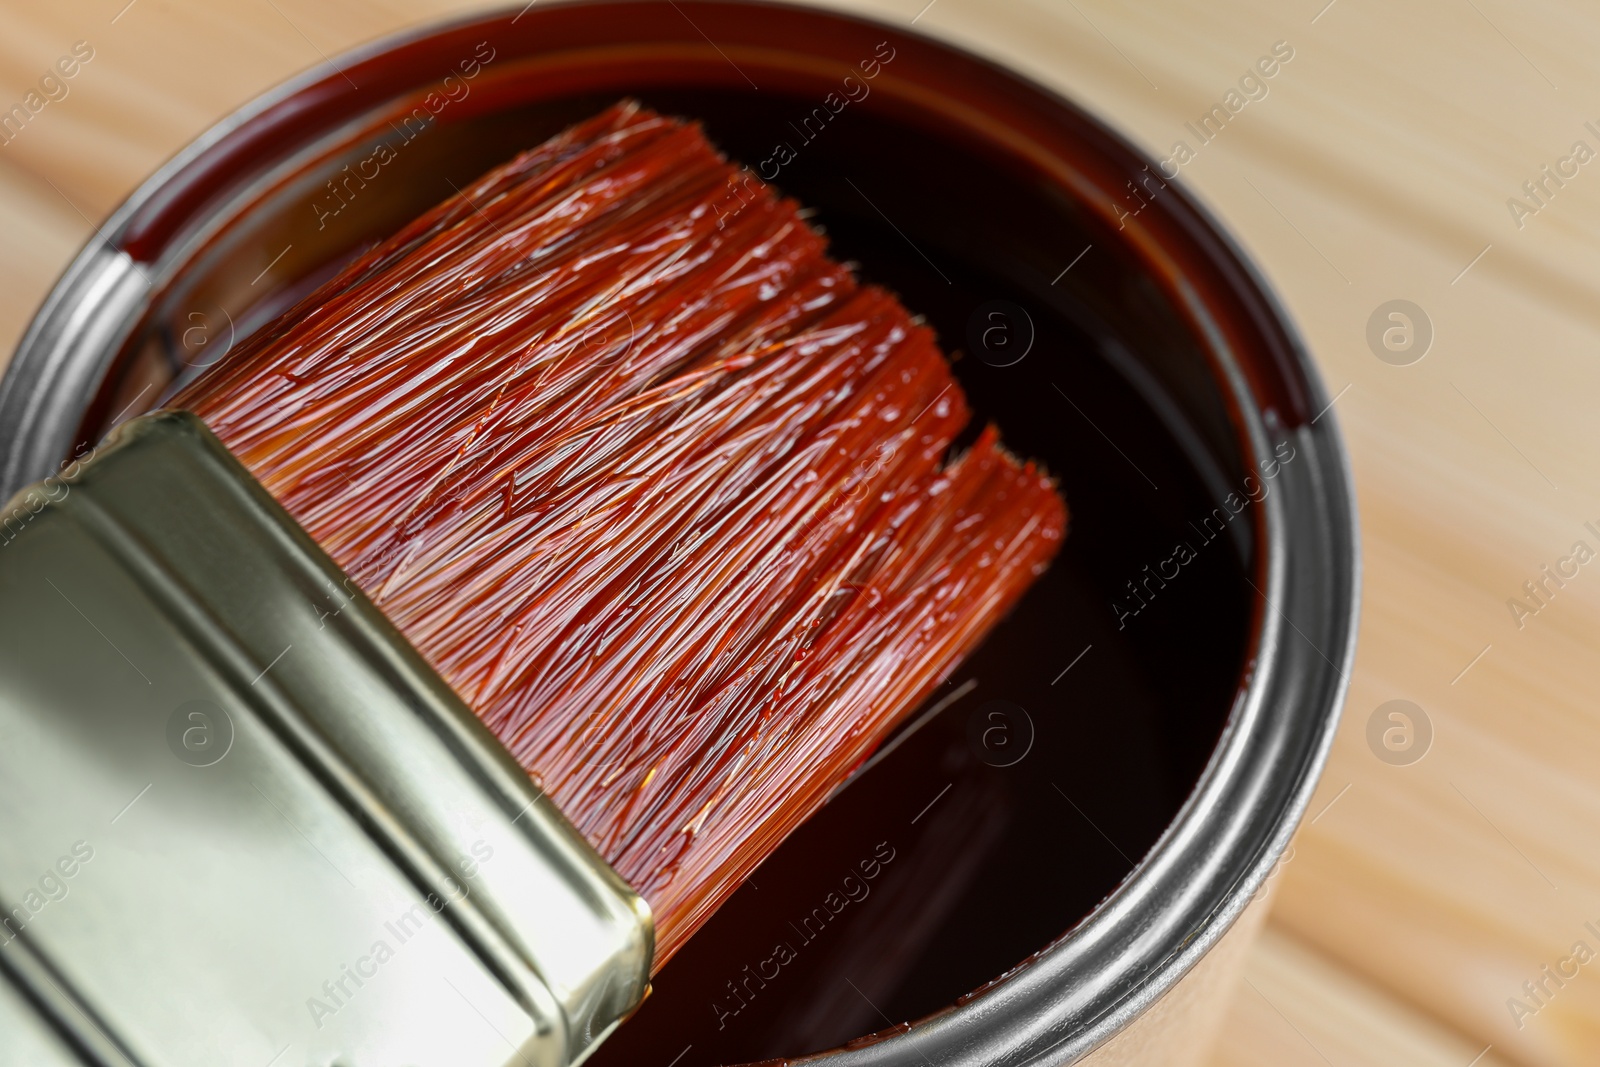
174,100,1066,968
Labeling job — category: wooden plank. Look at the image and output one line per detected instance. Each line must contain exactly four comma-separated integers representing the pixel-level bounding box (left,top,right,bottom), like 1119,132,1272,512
1210,926,1512,1067
0,159,88,358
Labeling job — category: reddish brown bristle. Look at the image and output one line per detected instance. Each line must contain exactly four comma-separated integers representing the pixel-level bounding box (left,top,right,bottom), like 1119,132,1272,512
174,100,1066,968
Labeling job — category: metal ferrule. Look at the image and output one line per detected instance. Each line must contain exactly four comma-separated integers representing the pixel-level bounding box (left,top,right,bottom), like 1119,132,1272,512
0,411,653,1067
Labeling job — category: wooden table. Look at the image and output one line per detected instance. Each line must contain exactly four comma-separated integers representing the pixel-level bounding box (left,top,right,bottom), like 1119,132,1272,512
2,1,1595,1064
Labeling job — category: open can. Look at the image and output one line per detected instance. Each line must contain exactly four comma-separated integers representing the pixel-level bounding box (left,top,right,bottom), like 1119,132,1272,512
0,3,1358,1065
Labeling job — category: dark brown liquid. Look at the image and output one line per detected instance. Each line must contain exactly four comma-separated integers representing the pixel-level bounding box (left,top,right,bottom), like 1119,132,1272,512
90,73,1253,1065
570,90,1254,1066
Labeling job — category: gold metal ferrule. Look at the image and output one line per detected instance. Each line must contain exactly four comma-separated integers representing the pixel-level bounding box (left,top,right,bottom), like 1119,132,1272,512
0,411,652,1067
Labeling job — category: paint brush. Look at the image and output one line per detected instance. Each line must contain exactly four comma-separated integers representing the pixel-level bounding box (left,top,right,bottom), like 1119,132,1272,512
0,100,1063,1066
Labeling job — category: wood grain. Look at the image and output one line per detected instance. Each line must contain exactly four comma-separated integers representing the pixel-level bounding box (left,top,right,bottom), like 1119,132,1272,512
1208,926,1515,1067
3,1,1598,1064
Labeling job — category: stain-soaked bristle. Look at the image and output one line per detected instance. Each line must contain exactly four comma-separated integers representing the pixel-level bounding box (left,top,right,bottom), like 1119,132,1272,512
175,100,1067,969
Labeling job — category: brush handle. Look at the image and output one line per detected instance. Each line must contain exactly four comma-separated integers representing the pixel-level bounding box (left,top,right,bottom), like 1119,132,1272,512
0,411,650,1067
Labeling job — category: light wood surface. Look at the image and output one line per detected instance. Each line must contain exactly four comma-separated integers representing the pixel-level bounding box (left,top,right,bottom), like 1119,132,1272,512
5,1,1600,1064
1212,926,1518,1067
